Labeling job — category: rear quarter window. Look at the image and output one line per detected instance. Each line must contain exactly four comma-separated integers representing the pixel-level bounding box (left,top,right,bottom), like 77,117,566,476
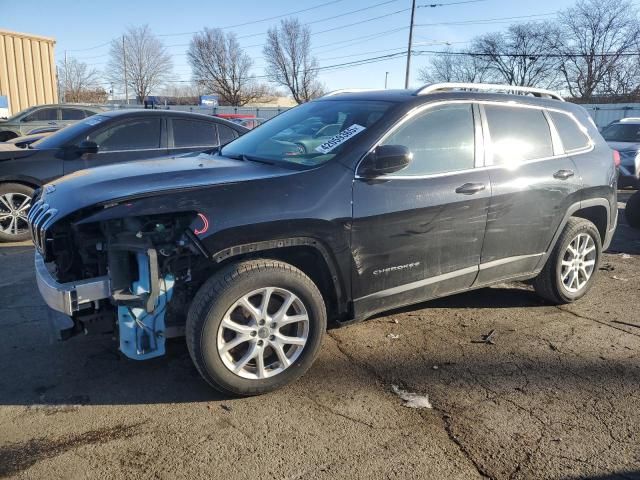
548,111,591,152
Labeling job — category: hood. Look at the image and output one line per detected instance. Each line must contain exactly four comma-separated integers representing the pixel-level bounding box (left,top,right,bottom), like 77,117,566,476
37,152,294,220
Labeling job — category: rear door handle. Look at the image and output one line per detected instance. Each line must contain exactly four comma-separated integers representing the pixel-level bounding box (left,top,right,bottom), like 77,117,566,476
553,169,574,180
455,183,486,195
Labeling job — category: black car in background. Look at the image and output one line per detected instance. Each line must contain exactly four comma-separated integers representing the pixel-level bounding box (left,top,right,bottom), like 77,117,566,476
0,110,247,241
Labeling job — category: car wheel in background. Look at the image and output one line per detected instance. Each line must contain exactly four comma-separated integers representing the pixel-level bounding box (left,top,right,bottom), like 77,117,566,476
186,259,327,396
625,191,640,229
533,217,602,304
0,183,34,242
0,131,19,142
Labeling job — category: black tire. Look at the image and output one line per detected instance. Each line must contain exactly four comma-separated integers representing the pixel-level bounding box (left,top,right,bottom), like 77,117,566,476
186,259,327,396
0,131,18,142
533,217,602,304
625,191,640,229
0,183,34,243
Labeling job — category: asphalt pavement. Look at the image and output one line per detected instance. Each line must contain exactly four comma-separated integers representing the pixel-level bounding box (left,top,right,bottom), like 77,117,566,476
0,191,639,479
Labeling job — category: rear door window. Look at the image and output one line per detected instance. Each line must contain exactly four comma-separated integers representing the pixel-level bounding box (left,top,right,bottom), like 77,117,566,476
61,108,86,120
548,111,590,152
484,105,553,165
218,125,238,145
172,119,218,147
88,118,162,152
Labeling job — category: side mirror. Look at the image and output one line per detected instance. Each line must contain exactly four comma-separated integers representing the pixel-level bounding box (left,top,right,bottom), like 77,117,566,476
359,145,412,178
77,140,99,155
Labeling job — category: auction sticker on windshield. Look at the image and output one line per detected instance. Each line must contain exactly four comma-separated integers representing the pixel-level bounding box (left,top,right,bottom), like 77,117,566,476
314,124,366,154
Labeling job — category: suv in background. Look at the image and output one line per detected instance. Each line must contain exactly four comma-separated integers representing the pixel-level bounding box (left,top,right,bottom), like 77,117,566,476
0,110,246,242
29,83,617,396
601,117,640,188
0,104,107,142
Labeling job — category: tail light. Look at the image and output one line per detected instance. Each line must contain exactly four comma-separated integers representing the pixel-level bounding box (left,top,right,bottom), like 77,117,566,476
613,150,621,167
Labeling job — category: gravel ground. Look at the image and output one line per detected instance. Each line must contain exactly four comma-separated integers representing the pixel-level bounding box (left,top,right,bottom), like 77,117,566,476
0,191,639,480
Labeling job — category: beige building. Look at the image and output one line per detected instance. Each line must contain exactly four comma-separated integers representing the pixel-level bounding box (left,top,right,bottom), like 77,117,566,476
0,29,58,116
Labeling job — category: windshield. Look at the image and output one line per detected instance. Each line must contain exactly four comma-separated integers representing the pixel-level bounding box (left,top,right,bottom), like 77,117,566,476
32,115,110,149
221,100,394,167
602,123,640,143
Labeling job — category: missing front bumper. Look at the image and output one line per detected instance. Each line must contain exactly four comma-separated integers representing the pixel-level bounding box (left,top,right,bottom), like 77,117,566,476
35,251,111,316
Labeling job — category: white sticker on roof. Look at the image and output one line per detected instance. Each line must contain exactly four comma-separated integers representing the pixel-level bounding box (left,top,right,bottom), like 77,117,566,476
315,124,366,154
85,117,105,126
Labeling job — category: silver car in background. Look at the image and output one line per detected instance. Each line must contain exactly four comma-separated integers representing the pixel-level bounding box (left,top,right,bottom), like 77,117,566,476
0,104,107,142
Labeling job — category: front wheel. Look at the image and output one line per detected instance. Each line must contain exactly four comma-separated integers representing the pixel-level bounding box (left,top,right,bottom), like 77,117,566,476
186,259,327,396
533,217,601,304
0,183,34,242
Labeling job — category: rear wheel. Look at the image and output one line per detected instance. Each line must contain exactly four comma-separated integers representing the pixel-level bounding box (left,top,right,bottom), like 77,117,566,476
0,183,34,242
625,191,640,229
186,259,327,396
533,217,601,304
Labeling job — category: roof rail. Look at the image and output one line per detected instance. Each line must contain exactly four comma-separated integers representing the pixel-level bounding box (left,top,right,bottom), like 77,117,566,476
414,82,564,102
322,88,378,97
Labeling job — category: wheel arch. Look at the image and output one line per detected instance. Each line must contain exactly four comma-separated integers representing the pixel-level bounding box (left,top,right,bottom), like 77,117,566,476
0,175,43,190
535,198,611,272
210,237,349,322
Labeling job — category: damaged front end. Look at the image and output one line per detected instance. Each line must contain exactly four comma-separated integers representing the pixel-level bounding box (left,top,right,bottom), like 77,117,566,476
29,200,207,360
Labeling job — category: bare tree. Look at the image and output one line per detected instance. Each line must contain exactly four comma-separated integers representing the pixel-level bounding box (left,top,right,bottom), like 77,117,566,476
555,0,640,100
418,47,490,84
106,25,172,103
472,22,561,88
58,57,102,103
188,28,267,106
263,18,323,104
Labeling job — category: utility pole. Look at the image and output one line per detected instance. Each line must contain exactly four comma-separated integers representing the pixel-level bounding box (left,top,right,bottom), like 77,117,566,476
122,35,129,105
404,0,416,89
62,50,67,103
385,71,390,89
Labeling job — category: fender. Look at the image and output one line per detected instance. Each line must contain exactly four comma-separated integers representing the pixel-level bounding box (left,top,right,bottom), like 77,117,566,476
211,236,348,314
534,198,613,271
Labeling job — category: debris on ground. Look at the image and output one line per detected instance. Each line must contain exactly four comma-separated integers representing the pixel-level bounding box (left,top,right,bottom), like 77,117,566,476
386,333,400,340
600,263,615,272
432,365,439,370
391,385,433,409
221,404,232,412
620,253,632,259
472,329,496,345
390,319,399,324
612,275,629,281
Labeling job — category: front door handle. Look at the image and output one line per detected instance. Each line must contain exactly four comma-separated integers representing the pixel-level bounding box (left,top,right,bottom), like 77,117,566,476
47,121,57,125
455,182,486,195
553,169,574,180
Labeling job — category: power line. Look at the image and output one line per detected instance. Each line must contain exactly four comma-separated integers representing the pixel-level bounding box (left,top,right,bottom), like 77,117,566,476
414,12,557,27
157,0,345,37
418,0,487,7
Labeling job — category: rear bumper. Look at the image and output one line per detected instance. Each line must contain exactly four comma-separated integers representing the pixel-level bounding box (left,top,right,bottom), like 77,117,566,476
35,251,111,316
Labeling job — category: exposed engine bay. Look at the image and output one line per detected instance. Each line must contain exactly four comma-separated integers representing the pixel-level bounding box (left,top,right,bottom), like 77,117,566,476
41,211,208,360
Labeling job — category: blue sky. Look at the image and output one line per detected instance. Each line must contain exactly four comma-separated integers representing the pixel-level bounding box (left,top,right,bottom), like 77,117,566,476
3,0,578,94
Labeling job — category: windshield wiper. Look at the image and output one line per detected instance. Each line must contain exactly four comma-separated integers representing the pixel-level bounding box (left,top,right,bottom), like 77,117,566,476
223,152,275,165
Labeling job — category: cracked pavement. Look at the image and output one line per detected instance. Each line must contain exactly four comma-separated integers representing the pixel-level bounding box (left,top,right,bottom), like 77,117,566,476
1,190,639,479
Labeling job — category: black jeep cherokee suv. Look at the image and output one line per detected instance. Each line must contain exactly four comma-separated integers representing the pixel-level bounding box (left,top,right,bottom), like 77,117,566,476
29,83,617,396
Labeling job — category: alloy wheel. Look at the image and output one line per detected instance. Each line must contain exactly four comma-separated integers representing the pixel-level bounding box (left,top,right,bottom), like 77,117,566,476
560,233,596,293
217,287,310,380
0,193,31,237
